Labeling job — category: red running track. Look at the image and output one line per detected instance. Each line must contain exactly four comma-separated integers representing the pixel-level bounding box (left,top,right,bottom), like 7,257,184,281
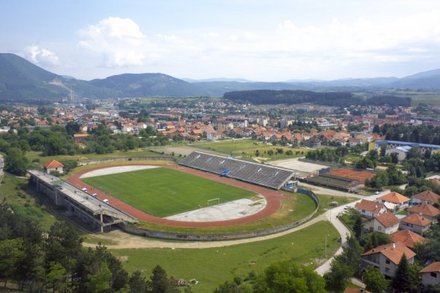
67,163,286,228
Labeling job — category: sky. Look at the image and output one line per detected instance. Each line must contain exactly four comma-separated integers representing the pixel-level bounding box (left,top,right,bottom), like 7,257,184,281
2,0,440,81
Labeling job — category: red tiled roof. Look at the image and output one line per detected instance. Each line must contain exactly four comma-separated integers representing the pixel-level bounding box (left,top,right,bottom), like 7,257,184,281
413,190,440,203
408,203,440,217
44,160,64,169
420,262,440,273
363,243,416,265
378,192,410,204
391,230,425,248
355,200,385,213
401,214,432,227
375,212,400,228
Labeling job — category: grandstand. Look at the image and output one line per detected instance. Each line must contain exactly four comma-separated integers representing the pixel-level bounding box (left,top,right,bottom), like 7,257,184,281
28,170,137,232
179,151,294,190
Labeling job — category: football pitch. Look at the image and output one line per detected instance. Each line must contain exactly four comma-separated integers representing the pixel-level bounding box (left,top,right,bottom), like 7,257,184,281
82,167,255,217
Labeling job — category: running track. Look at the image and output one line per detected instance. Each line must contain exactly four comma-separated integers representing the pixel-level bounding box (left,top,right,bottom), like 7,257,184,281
67,163,286,228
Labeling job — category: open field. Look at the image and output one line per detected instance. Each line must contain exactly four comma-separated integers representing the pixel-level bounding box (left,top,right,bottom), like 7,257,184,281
26,149,160,165
111,221,339,293
189,139,308,161
82,167,255,217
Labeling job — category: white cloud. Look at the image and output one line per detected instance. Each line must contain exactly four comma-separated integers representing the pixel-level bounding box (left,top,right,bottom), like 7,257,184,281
78,17,153,67
24,45,59,66
74,9,440,79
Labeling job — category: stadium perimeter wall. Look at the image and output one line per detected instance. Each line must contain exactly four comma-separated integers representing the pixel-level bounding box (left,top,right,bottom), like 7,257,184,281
119,188,319,241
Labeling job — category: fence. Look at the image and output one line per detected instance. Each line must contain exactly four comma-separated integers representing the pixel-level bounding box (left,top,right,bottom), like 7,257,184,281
120,188,320,241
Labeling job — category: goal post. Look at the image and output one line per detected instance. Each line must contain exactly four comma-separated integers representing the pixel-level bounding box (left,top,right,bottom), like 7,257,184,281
207,198,221,206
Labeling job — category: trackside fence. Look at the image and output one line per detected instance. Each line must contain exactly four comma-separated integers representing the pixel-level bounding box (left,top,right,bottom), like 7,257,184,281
120,188,320,241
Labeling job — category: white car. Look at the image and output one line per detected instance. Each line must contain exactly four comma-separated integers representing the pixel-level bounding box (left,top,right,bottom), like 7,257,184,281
81,187,87,192
92,193,97,197
103,199,109,204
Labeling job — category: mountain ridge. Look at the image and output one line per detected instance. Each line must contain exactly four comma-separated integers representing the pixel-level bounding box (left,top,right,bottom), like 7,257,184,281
0,53,440,100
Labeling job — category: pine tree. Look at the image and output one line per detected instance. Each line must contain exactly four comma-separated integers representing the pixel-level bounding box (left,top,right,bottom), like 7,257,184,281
392,255,411,292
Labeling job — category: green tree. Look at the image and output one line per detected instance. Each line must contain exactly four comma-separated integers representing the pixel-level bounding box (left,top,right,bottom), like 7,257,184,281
129,270,150,293
151,265,177,293
46,261,68,292
353,215,363,240
87,262,112,292
254,261,326,293
4,147,28,176
363,267,388,293
391,255,411,292
0,238,25,286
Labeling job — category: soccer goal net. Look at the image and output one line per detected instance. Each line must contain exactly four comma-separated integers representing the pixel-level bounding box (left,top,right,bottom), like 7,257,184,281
207,198,221,206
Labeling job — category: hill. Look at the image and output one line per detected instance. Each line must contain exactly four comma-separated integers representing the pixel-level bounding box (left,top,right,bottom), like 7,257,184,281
90,73,207,97
223,90,411,107
0,53,68,101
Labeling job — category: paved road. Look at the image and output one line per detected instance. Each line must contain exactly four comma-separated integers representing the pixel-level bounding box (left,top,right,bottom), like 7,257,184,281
315,189,390,275
299,182,365,199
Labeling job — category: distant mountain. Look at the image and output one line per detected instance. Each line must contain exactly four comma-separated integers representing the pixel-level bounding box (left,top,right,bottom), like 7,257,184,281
1,52,440,101
390,68,440,90
90,73,207,97
0,53,68,100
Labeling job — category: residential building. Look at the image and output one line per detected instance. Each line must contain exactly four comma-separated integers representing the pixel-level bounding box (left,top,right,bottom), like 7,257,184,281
355,200,387,219
408,203,440,222
420,262,440,287
377,192,410,211
400,214,432,235
390,229,425,249
369,212,400,234
362,243,416,278
412,190,440,205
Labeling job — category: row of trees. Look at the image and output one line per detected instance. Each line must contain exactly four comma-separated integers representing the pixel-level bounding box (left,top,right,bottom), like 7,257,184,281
373,124,440,145
0,122,171,175
0,202,183,293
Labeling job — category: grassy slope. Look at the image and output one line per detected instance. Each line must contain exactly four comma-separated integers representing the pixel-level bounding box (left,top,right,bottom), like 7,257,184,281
0,173,56,230
111,221,339,293
83,168,255,217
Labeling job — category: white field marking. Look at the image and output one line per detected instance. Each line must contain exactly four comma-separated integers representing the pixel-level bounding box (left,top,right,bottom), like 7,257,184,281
165,197,267,222
80,165,160,178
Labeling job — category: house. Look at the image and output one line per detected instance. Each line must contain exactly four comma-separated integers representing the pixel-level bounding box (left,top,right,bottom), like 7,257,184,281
369,212,400,234
385,146,412,161
408,203,440,222
377,192,410,211
43,160,64,174
412,190,440,205
390,229,425,249
420,262,440,288
400,214,432,235
355,200,387,219
362,243,416,278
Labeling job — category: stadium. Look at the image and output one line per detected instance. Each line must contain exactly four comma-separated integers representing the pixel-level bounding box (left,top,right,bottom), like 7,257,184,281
30,151,319,239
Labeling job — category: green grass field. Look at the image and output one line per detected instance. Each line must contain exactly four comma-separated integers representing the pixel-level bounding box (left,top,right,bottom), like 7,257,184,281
111,221,339,293
190,139,308,161
82,168,255,217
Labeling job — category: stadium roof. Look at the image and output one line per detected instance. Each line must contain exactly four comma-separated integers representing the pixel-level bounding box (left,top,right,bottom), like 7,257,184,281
28,170,136,223
375,140,440,150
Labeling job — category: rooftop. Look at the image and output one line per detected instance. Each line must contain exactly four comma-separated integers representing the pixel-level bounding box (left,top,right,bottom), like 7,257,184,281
363,243,416,265
391,229,425,248
378,191,410,204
